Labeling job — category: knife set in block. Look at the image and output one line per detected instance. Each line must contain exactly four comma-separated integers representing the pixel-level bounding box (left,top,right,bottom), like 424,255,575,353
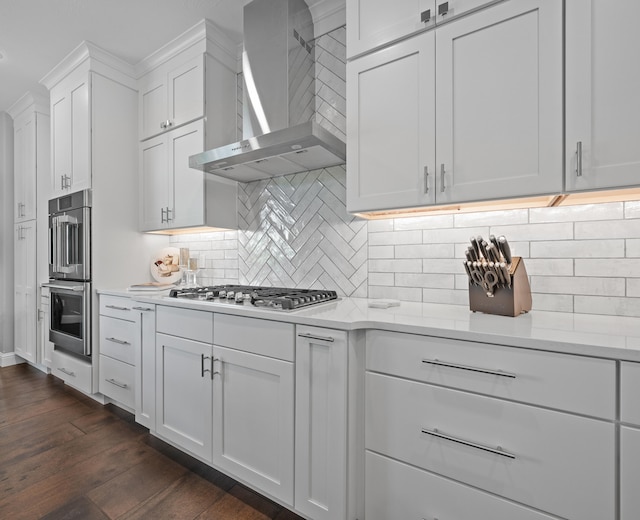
464,235,532,317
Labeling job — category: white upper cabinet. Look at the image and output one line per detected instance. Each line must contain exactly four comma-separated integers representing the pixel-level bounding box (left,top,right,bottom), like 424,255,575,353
434,0,562,204
346,0,501,58
566,0,640,192
49,66,91,197
140,54,204,141
8,93,49,223
347,0,562,213
347,32,436,213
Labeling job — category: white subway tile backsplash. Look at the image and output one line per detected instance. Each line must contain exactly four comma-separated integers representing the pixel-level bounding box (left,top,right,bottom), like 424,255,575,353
422,227,489,244
368,245,394,259
368,219,394,232
531,276,625,296
576,220,640,239
370,285,422,302
395,273,455,289
575,258,640,278
625,201,640,219
627,239,640,257
454,209,528,228
530,293,574,313
394,214,453,230
627,279,640,297
531,239,625,258
395,244,454,259
489,222,574,241
530,203,623,223
422,288,468,305
575,296,640,317
422,259,465,275
369,230,422,246
370,259,422,273
522,259,574,277
369,272,394,286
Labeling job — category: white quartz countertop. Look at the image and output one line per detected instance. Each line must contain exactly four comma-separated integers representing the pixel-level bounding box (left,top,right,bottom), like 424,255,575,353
99,288,640,362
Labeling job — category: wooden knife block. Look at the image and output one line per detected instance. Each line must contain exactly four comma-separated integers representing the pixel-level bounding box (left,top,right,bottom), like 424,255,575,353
468,257,532,317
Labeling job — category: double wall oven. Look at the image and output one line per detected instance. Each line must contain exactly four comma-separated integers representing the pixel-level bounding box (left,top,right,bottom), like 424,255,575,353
45,189,92,359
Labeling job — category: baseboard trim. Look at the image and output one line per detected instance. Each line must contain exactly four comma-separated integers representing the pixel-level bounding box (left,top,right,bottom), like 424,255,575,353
0,352,27,368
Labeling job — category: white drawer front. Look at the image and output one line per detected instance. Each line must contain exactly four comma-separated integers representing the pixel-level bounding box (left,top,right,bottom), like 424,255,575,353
366,330,615,419
100,295,135,321
156,305,213,344
99,355,135,409
365,373,614,520
621,361,640,426
214,314,294,361
621,426,640,520
51,349,92,393
366,451,557,520
99,316,135,365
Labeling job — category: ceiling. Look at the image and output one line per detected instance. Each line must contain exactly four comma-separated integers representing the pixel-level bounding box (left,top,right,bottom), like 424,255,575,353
0,0,343,114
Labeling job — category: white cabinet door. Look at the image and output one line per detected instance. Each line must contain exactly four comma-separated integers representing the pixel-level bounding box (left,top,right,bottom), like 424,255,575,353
621,426,640,520
212,345,294,505
435,0,562,204
133,304,156,430
140,120,205,232
39,290,53,368
155,333,213,462
14,221,37,364
50,68,91,197
13,111,37,222
347,32,436,213
566,0,640,192
295,327,348,520
140,134,169,231
140,55,204,141
169,119,205,229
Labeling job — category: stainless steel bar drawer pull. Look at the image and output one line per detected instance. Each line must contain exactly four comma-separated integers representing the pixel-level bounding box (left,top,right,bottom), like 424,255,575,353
297,333,334,343
422,427,516,459
440,164,445,192
422,358,516,378
423,166,429,194
57,367,76,377
132,306,154,311
576,141,583,177
106,378,128,389
105,305,130,311
106,337,130,345
201,354,213,379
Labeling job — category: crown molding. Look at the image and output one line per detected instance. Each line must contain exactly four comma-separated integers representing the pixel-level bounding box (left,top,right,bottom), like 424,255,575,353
6,91,49,119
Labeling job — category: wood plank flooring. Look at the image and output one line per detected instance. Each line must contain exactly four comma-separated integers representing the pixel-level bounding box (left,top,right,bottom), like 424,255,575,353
0,363,305,520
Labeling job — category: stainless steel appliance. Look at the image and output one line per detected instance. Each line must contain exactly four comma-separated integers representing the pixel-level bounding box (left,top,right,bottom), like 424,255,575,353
47,190,92,359
49,189,91,281
46,280,92,357
168,285,338,311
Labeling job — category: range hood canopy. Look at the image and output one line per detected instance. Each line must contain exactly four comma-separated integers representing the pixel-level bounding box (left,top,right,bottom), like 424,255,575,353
189,0,346,182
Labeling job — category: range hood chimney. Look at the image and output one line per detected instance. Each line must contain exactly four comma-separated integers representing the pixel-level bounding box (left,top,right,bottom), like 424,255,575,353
189,0,346,182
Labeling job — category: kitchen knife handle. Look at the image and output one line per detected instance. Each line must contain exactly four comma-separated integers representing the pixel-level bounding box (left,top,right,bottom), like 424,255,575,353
576,141,583,177
440,164,445,193
498,236,512,265
469,237,480,261
423,166,429,194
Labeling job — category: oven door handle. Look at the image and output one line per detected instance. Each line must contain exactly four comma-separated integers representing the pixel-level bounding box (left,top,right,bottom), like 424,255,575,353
42,283,85,292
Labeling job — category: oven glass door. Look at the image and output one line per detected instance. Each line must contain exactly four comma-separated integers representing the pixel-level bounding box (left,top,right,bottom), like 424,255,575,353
49,283,91,357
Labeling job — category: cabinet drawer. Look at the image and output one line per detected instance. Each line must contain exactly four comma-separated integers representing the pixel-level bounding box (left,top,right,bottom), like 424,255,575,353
365,372,614,520
366,330,615,419
99,316,135,365
621,361,640,425
51,349,92,393
157,305,213,344
99,355,135,409
100,295,135,321
214,314,294,361
366,451,556,520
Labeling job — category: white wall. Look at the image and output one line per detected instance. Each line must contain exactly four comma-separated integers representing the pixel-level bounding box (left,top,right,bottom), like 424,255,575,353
0,112,14,354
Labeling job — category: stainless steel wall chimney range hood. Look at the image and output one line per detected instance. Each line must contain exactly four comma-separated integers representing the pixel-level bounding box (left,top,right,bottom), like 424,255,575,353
189,0,346,182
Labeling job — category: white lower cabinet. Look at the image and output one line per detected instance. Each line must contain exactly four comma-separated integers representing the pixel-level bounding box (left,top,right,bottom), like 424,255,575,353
133,303,156,430
155,332,213,462
99,355,135,408
295,326,349,520
38,287,53,368
366,372,614,520
366,451,556,520
621,426,640,520
212,345,294,505
51,349,92,393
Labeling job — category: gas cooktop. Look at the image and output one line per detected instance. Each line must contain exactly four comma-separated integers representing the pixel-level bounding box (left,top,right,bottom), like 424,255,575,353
168,285,339,311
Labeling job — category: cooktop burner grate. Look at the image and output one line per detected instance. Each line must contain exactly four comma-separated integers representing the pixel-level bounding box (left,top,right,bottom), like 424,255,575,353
168,285,338,310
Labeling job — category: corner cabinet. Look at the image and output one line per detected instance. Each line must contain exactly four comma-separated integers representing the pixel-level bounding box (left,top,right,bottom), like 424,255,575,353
347,0,563,213
138,21,238,234
565,0,640,192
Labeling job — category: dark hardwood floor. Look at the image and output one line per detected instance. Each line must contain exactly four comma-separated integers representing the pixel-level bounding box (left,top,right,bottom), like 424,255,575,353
0,363,305,520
